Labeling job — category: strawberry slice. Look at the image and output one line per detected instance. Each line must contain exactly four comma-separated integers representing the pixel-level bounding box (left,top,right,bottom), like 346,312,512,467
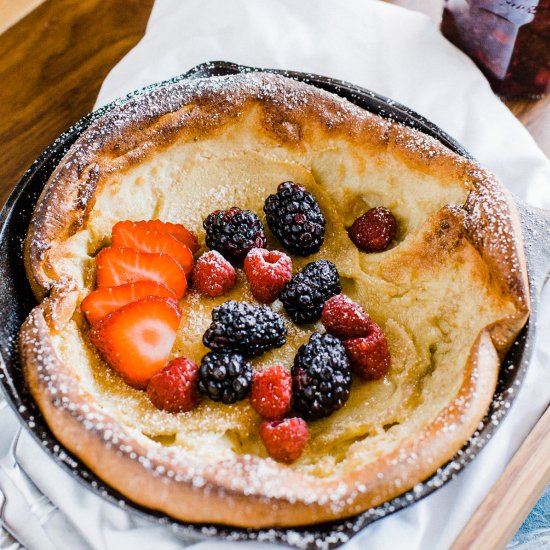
81,281,177,326
96,247,187,298
113,220,200,254
112,224,194,278
90,296,181,389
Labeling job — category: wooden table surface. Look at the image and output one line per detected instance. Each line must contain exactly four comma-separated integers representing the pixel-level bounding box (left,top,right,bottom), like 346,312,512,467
0,0,155,207
0,0,548,210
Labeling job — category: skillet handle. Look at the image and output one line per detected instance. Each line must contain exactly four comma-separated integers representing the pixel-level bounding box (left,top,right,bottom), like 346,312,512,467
517,202,550,296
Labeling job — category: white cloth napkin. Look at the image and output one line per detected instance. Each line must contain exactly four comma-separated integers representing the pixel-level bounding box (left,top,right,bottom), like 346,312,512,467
12,0,550,549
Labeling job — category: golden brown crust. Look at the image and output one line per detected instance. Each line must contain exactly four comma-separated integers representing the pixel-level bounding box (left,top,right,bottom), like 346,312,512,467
24,73,390,297
19,302,500,527
24,74,528,313
20,72,529,527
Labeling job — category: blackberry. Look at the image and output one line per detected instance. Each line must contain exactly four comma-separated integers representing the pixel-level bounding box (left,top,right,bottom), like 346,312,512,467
280,260,341,324
264,181,326,256
198,352,253,404
203,300,287,357
204,207,266,262
291,332,351,420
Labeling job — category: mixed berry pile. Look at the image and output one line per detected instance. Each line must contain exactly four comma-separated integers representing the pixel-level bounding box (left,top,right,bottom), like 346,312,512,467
83,182,397,463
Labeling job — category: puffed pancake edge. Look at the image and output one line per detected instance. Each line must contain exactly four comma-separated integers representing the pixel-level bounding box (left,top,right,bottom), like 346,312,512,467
20,73,529,527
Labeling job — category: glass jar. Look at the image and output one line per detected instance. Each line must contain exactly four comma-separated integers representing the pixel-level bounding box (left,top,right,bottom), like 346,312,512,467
441,0,550,98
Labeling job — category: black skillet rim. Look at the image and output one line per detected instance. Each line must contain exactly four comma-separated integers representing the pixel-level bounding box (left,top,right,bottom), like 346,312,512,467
0,61,535,549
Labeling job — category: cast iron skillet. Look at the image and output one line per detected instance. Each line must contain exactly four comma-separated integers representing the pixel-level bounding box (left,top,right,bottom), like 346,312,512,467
0,61,549,549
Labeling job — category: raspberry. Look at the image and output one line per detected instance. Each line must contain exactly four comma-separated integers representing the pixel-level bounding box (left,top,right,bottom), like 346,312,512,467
147,357,201,413
264,181,326,256
321,294,372,339
343,323,391,380
243,248,292,303
349,206,397,252
204,207,266,262
250,365,292,419
259,417,309,463
192,250,236,297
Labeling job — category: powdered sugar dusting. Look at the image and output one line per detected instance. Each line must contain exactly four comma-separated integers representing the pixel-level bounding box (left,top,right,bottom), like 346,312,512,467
15,66,532,549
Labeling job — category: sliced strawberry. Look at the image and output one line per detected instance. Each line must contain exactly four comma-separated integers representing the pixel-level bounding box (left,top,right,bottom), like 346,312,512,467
96,247,187,298
112,224,193,278
81,281,177,326
89,296,181,389
112,220,200,254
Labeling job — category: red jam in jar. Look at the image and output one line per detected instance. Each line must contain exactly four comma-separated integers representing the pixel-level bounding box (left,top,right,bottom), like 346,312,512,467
441,0,550,98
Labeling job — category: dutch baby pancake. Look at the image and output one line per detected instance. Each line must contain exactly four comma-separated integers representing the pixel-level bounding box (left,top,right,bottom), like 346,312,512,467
19,73,529,527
